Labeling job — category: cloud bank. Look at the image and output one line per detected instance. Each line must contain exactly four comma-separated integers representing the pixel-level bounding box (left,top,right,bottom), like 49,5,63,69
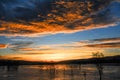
0,0,120,37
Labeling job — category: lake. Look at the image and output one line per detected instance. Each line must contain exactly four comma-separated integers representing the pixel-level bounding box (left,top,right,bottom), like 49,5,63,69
0,64,120,80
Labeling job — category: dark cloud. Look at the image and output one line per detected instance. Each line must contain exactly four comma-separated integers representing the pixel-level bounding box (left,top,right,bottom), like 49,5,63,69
0,0,52,21
58,37,120,48
78,37,120,44
10,42,33,51
85,42,120,48
0,0,113,21
91,37,120,42
83,37,120,48
0,0,120,37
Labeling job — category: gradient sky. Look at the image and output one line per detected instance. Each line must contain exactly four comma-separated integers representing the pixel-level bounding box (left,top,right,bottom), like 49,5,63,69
0,0,120,62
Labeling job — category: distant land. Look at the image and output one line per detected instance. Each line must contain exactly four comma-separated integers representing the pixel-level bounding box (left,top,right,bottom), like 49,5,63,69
58,55,120,65
0,55,120,66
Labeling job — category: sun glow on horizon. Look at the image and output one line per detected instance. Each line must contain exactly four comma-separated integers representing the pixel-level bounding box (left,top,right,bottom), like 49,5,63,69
1,52,92,62
25,53,81,62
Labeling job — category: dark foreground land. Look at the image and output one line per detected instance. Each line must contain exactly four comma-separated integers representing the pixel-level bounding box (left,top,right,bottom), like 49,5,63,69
0,55,120,66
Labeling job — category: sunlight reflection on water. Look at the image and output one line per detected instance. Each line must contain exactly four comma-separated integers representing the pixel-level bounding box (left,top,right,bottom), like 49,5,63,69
0,64,120,80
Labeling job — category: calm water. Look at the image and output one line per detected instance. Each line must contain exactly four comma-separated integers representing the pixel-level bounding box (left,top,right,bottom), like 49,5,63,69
0,64,120,80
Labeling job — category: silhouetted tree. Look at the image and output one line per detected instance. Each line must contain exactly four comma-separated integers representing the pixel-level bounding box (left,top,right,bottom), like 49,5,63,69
92,52,104,80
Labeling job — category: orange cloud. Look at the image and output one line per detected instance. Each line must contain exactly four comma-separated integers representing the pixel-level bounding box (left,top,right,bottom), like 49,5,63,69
0,27,6,31
0,44,8,49
18,48,35,51
0,19,117,37
0,1,118,37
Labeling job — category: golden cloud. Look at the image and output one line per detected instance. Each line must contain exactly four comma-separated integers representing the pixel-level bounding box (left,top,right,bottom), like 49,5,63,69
0,19,117,37
0,0,118,37
0,44,8,49
18,48,35,51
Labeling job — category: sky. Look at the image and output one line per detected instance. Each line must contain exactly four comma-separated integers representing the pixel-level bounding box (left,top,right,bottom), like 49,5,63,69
0,0,120,62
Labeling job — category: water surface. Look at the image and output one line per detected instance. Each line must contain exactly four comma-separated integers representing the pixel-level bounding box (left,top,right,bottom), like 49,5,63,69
0,64,120,80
